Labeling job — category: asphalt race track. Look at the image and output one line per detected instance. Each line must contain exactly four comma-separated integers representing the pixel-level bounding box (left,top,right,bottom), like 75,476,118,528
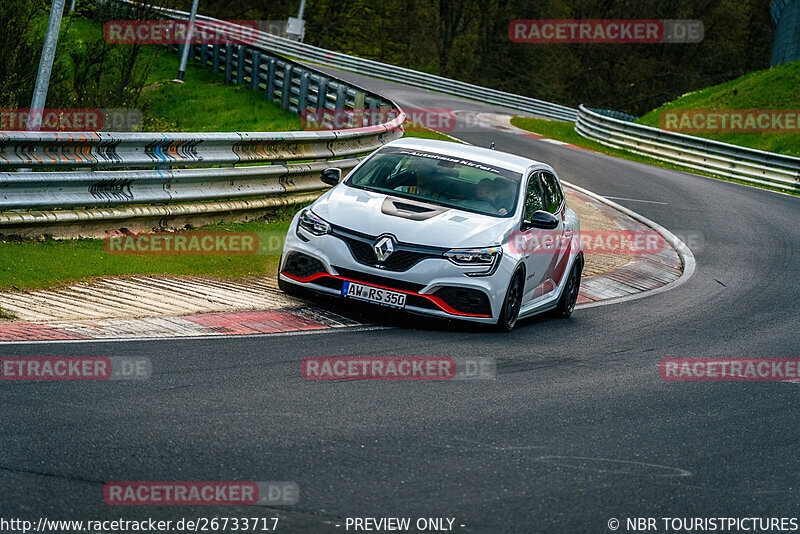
1,68,799,533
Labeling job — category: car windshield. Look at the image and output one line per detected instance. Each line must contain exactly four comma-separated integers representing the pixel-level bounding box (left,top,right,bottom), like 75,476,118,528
344,147,522,217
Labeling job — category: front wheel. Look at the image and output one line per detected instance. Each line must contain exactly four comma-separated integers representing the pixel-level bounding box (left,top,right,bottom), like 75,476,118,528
553,256,582,318
495,269,524,332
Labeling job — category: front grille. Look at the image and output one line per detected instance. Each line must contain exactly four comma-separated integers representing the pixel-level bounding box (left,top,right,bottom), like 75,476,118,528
331,225,446,272
283,251,325,279
332,266,426,292
338,236,433,271
433,286,492,316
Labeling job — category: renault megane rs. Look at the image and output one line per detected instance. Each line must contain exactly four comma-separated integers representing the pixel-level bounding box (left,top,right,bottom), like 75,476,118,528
278,138,583,331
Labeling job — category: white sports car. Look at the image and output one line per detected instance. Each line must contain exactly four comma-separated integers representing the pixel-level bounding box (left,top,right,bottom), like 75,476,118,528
278,138,583,331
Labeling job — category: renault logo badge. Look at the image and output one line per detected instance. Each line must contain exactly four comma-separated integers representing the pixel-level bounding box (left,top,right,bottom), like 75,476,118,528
374,236,395,262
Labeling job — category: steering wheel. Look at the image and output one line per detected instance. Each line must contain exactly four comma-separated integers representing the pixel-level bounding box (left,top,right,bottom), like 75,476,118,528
386,169,418,190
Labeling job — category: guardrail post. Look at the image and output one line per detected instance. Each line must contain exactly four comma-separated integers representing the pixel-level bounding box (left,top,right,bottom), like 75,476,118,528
265,58,277,101
225,45,233,83
298,72,310,114
212,44,220,75
316,76,329,110
354,92,365,127
335,84,346,110
379,103,391,126
366,96,380,126
200,42,207,66
280,65,293,109
236,45,246,85
251,51,261,91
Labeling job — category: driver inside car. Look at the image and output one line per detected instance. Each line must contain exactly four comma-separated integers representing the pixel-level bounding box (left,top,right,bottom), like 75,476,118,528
476,178,514,215
395,164,443,200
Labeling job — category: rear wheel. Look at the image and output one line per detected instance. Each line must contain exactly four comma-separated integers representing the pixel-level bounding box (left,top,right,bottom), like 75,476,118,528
495,269,524,332
553,256,582,318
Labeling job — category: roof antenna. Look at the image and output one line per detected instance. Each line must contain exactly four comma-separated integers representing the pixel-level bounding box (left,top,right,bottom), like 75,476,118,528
489,142,495,150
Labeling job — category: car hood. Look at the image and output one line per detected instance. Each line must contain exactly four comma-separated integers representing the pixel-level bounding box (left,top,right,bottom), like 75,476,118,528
312,185,513,248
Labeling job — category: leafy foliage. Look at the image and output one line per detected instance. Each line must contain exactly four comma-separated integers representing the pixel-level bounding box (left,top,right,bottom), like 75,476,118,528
196,0,775,116
0,0,175,110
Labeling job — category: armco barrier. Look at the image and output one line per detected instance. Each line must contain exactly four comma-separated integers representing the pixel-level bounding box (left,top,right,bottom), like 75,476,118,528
174,7,797,192
152,5,578,122
0,158,363,209
0,127,399,171
0,6,405,235
575,105,800,190
2,3,795,237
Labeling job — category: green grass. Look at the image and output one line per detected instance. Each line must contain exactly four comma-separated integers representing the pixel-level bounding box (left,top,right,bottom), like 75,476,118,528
636,60,800,157
403,124,461,142
0,205,308,292
54,17,302,133
509,116,799,197
139,50,303,133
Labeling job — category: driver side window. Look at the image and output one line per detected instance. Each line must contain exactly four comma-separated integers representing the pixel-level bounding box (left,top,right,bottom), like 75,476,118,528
524,172,545,221
540,171,563,214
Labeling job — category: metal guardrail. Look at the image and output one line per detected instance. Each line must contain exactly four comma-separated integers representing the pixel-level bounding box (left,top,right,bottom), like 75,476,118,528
0,6,405,224
575,105,800,190
0,127,400,171
155,6,578,122
2,3,795,236
179,8,800,193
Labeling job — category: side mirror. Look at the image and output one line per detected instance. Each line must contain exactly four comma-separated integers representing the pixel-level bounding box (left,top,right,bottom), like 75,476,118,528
320,168,342,187
522,210,559,230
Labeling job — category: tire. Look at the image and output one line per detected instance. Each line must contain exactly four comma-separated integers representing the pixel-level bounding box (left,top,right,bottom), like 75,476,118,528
553,256,582,318
495,269,524,332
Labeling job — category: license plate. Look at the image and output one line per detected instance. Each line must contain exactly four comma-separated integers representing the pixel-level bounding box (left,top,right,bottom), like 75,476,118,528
341,281,407,309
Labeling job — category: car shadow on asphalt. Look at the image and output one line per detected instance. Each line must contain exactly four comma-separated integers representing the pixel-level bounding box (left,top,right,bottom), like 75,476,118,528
294,291,560,334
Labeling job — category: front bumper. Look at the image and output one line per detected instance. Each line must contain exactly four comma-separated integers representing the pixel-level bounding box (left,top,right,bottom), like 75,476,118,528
279,222,513,323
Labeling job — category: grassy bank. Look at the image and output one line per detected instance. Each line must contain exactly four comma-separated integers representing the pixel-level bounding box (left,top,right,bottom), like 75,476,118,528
636,60,800,157
0,209,304,293
140,43,302,132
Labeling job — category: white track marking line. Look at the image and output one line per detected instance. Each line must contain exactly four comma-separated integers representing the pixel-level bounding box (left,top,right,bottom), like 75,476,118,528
541,138,569,145
563,181,696,311
603,196,668,205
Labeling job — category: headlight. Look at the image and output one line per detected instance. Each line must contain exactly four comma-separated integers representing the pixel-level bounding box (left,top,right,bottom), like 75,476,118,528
297,209,331,236
444,246,502,276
